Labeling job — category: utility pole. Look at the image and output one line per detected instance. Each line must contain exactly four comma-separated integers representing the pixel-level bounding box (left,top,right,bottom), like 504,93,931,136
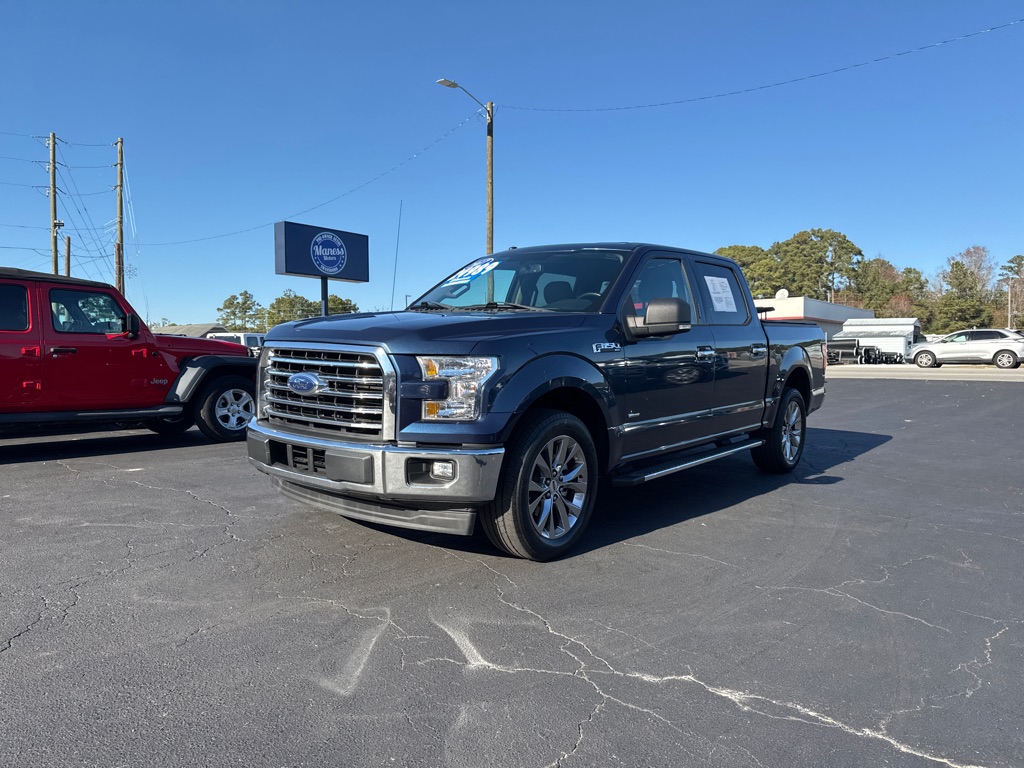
49,133,58,274
115,137,124,294
64,235,71,277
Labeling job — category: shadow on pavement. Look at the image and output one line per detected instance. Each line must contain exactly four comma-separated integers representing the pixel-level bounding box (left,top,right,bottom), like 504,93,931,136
350,427,892,561
0,427,222,463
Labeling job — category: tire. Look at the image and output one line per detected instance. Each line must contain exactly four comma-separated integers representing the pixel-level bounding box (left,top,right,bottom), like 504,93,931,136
146,410,195,436
993,350,1020,370
914,351,937,368
480,409,598,561
751,388,806,474
194,375,255,442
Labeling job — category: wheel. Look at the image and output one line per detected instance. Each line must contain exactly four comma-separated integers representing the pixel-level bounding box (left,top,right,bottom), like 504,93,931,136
914,351,937,368
480,409,598,561
751,388,806,473
576,292,602,309
194,375,255,442
993,350,1020,369
146,410,195,436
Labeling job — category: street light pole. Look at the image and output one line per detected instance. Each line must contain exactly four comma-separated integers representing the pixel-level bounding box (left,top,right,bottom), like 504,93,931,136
436,79,493,255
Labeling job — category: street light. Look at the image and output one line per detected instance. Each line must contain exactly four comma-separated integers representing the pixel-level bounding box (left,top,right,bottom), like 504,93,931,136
436,78,494,255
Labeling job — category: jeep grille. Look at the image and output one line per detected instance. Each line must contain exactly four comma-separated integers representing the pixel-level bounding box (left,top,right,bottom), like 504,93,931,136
263,345,391,439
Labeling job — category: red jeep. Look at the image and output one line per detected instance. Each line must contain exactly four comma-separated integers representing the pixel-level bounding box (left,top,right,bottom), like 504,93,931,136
0,268,257,442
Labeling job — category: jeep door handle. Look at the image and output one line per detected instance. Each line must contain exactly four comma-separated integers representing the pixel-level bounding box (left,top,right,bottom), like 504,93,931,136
49,346,77,355
695,347,716,361
751,345,768,356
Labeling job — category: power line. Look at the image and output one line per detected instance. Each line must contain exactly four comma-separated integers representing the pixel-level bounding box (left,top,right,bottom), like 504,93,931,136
501,17,1024,112
139,111,479,246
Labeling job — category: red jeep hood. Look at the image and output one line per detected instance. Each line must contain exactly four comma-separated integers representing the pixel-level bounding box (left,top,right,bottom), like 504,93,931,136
154,334,250,356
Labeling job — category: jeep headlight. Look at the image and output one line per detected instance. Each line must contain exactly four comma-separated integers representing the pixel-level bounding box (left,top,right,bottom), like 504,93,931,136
416,356,498,420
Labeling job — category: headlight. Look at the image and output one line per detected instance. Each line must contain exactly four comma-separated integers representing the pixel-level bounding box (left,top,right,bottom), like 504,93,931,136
416,356,498,420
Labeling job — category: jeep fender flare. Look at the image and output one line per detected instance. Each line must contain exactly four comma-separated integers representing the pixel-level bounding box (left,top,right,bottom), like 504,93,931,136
167,355,258,405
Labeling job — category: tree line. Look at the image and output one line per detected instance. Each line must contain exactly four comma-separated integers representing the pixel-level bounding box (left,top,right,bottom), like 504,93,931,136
716,229,1024,334
212,289,359,332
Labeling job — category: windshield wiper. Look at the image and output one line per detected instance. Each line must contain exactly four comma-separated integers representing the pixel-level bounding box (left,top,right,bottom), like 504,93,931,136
407,301,451,311
461,302,552,312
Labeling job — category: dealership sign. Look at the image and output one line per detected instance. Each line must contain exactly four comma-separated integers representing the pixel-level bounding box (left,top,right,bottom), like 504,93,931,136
274,221,369,282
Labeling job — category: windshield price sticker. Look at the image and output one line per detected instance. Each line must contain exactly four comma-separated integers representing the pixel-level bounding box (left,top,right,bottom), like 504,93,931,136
442,258,499,286
704,276,737,313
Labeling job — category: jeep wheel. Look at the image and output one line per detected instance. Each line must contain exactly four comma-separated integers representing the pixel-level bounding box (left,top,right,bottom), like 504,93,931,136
480,409,598,561
195,375,255,442
752,388,806,473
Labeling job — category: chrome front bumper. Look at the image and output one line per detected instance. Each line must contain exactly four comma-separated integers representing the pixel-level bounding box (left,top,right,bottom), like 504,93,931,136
246,420,505,535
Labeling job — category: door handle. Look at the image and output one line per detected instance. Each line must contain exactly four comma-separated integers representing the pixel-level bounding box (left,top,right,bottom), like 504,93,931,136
751,345,768,356
49,346,77,355
696,346,716,361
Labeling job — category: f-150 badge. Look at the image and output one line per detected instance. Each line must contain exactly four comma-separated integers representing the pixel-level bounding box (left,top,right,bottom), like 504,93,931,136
592,343,621,353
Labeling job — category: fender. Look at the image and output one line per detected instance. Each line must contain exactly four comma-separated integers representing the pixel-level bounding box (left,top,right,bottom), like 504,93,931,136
491,353,616,442
763,344,813,427
166,355,257,404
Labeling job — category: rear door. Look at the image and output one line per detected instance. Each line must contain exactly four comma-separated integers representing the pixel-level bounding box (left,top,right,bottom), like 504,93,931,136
689,258,769,436
0,280,42,411
619,254,717,460
968,330,1004,362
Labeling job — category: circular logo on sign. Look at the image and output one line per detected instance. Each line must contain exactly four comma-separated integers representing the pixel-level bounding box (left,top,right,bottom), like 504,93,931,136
310,232,347,275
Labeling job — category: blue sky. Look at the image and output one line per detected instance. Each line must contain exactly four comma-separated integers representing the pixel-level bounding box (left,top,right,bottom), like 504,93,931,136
2,1,1022,323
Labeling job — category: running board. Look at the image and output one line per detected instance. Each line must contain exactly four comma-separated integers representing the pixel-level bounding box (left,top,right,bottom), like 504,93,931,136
610,438,764,487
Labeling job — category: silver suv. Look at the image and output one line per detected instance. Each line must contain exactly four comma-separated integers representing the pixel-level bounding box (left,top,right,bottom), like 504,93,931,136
908,329,1024,369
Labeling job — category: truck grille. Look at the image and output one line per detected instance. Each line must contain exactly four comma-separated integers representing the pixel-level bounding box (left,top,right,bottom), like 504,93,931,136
262,344,391,439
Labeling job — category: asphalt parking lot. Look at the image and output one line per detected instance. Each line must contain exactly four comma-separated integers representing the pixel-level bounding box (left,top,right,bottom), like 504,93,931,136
1,375,1021,767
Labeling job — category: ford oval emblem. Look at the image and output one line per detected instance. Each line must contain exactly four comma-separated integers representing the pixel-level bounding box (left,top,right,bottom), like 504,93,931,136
287,372,323,395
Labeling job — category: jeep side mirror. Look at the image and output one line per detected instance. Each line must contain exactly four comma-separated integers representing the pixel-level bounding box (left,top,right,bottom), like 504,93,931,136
125,313,141,339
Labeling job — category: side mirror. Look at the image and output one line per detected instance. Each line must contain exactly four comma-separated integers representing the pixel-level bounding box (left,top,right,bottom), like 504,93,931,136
630,298,692,338
125,313,141,339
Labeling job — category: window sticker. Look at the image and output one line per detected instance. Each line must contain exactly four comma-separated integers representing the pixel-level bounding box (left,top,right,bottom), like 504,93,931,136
704,275,737,313
442,258,499,286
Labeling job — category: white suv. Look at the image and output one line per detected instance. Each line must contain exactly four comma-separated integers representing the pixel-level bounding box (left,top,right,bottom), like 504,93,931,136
908,329,1024,369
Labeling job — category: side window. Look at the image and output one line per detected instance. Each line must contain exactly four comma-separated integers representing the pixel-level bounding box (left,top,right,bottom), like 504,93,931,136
626,258,695,319
948,333,969,344
49,288,127,334
0,284,29,331
691,261,751,325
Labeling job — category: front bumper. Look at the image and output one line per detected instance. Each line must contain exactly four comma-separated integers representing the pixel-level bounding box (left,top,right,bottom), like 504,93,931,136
246,419,505,535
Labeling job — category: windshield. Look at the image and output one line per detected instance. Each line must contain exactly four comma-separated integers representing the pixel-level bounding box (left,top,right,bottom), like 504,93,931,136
410,248,628,312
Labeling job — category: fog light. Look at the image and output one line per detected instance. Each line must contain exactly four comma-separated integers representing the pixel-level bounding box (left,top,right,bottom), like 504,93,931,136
430,460,455,480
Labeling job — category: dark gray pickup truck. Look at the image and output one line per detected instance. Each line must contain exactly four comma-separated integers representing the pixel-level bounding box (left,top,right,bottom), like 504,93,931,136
247,243,826,560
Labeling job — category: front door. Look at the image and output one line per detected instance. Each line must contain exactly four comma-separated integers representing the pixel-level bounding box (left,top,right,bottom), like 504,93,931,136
43,287,163,409
620,255,716,461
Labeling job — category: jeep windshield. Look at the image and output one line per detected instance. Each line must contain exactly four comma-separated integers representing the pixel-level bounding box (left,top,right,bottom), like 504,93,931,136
409,248,628,313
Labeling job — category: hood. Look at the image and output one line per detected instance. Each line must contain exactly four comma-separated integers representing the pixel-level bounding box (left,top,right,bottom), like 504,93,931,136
265,310,590,355
154,334,250,357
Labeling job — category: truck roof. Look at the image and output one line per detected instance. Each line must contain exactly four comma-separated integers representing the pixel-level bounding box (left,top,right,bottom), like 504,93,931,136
0,266,114,290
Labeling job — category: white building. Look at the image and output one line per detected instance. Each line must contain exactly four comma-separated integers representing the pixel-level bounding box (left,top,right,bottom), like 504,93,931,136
752,296,875,339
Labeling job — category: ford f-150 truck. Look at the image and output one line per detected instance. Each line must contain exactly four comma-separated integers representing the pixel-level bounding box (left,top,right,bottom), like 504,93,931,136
247,243,826,560
0,268,256,441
